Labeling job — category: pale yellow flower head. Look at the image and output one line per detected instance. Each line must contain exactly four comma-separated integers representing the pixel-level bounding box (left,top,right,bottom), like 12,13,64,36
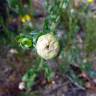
36,33,60,60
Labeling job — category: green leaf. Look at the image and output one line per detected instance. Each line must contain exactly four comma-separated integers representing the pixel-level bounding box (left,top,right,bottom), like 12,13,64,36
22,68,37,89
26,74,36,89
44,64,54,80
80,63,92,72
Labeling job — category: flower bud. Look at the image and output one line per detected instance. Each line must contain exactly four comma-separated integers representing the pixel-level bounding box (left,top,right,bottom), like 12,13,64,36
17,34,33,49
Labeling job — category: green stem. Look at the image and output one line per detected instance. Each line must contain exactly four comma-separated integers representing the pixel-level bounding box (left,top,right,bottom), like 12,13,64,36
38,58,44,71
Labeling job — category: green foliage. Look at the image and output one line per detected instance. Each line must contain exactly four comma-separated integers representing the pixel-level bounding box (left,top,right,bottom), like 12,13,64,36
80,63,96,79
84,17,96,53
17,34,33,49
16,0,70,89
7,0,25,15
22,58,54,89
22,69,37,89
1,0,96,91
44,63,54,81
68,69,86,89
7,0,19,8
43,0,70,33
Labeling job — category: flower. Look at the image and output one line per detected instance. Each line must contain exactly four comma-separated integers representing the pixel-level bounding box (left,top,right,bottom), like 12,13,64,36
36,33,60,60
88,0,94,3
80,0,94,4
21,15,31,23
